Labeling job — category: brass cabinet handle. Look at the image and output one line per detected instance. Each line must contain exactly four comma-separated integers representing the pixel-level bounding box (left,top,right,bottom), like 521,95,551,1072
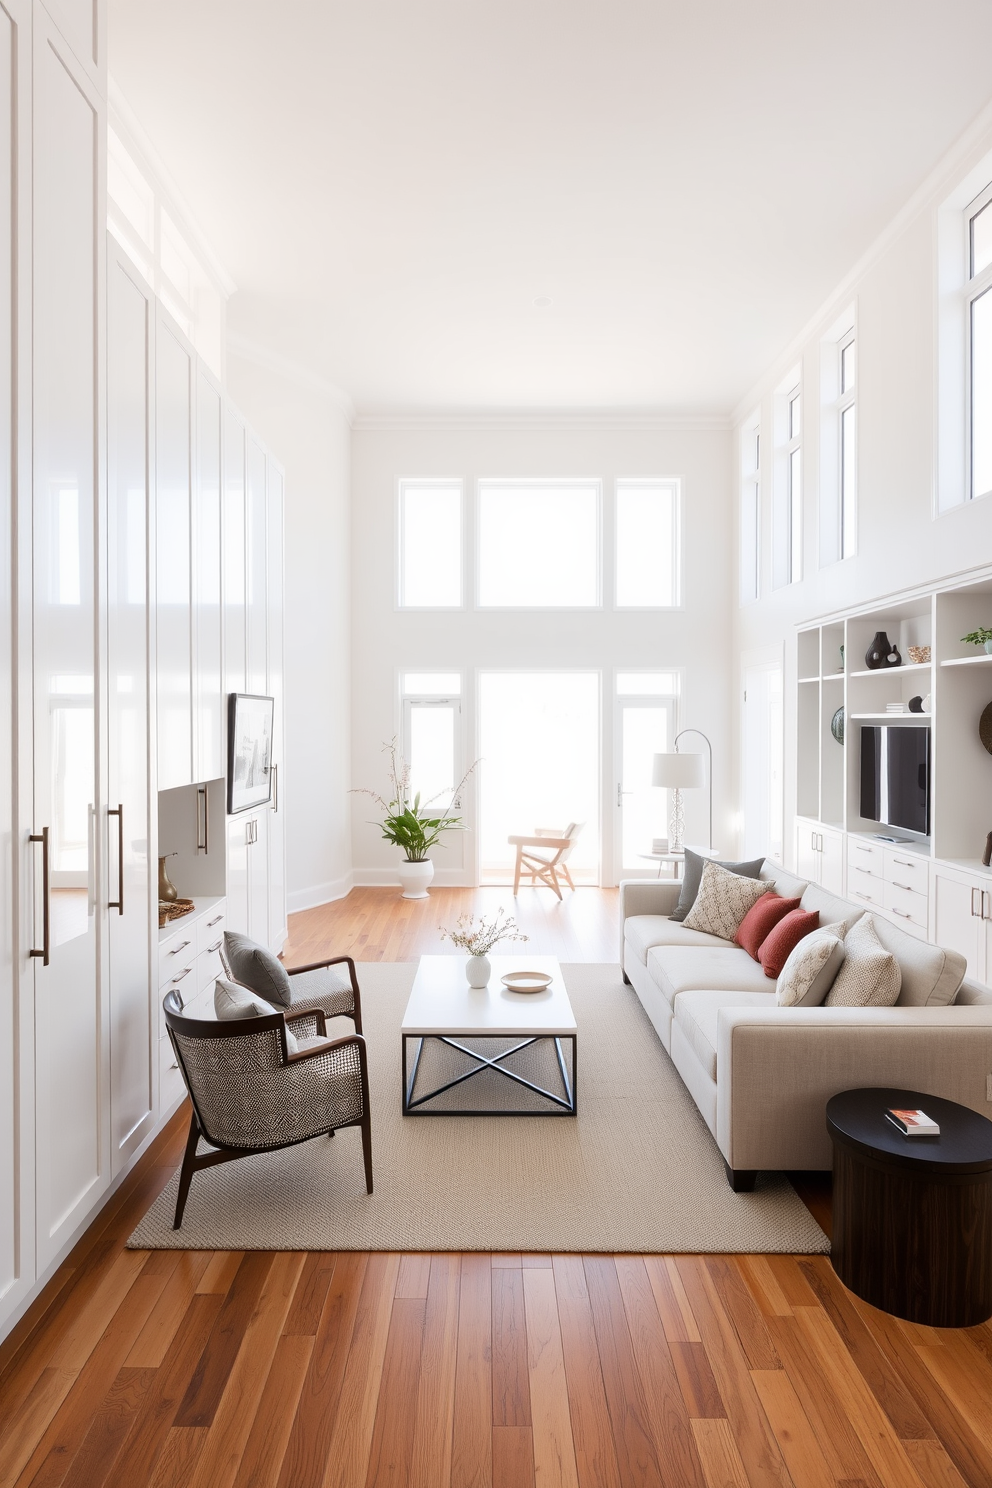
208,939,222,952
168,940,192,955
108,804,124,914
171,966,192,984
29,827,50,965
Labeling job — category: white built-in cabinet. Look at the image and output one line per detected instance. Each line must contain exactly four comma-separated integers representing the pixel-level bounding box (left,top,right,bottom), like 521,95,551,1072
794,821,844,897
0,0,287,1341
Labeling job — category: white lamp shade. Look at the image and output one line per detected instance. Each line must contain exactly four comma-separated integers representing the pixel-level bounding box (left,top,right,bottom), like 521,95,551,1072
651,751,705,789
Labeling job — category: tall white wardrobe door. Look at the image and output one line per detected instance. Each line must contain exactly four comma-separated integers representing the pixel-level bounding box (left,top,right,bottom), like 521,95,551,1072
246,435,267,695
266,463,286,952
194,370,222,782
156,315,193,791
107,242,154,1172
31,21,107,1269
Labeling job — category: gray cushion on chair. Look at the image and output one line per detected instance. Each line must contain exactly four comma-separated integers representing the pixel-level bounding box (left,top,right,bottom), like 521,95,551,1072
223,930,293,1008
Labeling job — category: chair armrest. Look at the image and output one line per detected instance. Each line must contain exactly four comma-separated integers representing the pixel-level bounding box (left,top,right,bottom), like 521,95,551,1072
287,954,362,1034
285,1031,368,1066
508,835,571,849
285,1007,328,1036
714,1006,992,1171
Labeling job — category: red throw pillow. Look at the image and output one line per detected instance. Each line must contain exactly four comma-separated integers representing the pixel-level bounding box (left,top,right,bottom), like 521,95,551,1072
759,908,820,979
734,892,802,961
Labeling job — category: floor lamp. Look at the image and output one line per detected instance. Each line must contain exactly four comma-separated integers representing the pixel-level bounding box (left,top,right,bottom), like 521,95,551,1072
651,729,713,852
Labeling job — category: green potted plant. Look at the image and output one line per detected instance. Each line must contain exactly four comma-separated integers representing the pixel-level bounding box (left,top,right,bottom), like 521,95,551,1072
961,628,992,655
354,741,475,898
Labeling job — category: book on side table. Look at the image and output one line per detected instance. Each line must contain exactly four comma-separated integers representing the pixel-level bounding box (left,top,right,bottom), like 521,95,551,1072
886,1107,941,1137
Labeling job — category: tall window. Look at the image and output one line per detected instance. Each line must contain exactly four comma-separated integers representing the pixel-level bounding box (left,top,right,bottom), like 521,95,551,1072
615,480,680,607
787,385,802,583
839,333,857,555
969,187,992,502
739,417,760,604
477,480,600,607
398,481,462,607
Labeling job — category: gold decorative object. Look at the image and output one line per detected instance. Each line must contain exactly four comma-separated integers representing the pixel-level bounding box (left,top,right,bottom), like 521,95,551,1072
907,646,931,664
158,853,179,902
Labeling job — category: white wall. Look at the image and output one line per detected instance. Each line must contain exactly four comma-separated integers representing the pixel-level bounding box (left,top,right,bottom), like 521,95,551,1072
227,348,353,909
350,418,733,885
734,113,992,861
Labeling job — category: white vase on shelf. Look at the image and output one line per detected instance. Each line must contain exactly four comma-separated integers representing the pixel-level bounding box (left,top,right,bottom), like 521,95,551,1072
465,954,491,988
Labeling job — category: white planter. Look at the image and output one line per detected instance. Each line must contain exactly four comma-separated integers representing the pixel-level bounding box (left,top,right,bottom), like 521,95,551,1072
397,858,434,899
465,954,491,988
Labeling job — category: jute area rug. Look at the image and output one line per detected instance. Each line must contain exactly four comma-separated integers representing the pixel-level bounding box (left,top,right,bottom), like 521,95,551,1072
129,963,829,1254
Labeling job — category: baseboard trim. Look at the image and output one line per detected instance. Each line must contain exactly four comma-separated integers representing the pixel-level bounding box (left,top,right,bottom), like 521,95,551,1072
351,869,475,888
287,872,355,914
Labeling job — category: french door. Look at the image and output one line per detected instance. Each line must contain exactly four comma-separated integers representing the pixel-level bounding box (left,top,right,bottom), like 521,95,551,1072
614,679,678,880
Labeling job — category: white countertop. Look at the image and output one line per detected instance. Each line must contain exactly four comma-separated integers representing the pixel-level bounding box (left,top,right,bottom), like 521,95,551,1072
401,955,576,1037
158,894,225,946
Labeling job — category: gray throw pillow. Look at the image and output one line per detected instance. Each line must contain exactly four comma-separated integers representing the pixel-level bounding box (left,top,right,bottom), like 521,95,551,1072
669,850,764,923
213,976,300,1055
224,930,293,1008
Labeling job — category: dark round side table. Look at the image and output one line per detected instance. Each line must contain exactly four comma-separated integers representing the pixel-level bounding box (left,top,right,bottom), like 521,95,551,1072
827,1088,992,1328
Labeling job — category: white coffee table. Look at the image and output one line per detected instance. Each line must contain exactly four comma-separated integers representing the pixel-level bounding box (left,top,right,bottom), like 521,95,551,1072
401,955,577,1116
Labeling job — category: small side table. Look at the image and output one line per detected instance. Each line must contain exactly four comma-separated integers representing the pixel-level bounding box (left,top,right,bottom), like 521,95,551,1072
827,1088,992,1327
636,847,722,879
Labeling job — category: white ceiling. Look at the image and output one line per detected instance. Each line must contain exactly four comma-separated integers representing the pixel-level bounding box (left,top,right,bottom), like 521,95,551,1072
108,0,992,415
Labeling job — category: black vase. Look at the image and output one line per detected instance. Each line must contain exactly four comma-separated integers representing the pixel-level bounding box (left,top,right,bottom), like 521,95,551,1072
864,631,901,669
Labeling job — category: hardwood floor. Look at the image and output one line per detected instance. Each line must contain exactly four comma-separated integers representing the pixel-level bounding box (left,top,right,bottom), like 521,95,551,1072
2,886,991,1487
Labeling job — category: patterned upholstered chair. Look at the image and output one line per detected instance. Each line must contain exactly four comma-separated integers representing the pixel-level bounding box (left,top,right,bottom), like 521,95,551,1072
163,990,373,1229
219,934,364,1033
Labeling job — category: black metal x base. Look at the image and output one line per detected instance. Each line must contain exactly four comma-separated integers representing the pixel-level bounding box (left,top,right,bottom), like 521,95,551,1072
402,1032,577,1116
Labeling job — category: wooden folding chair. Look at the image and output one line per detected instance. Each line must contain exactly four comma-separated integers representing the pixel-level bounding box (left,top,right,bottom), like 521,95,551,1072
508,822,584,899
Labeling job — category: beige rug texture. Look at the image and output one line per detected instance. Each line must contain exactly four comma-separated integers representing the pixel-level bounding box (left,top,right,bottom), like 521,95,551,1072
129,962,830,1254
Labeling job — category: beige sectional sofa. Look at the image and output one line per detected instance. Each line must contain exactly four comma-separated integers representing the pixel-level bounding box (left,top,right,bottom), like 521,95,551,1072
620,860,992,1189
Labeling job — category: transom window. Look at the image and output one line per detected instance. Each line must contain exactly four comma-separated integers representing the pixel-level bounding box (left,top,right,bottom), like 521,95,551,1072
839,332,857,557
477,480,600,607
397,481,462,608
739,416,759,604
615,480,680,607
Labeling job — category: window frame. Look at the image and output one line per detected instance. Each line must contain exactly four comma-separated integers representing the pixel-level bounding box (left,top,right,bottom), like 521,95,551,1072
786,382,802,585
739,415,760,606
613,477,682,610
396,478,464,610
838,330,857,557
475,478,602,610
818,307,856,565
967,181,992,504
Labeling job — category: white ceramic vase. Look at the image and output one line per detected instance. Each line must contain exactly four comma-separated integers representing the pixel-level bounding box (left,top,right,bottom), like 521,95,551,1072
465,954,491,988
397,858,434,899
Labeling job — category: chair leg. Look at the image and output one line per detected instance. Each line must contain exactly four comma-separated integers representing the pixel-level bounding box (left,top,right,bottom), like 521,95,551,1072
361,1111,373,1194
561,864,575,891
173,1111,201,1229
547,866,563,901
513,846,523,894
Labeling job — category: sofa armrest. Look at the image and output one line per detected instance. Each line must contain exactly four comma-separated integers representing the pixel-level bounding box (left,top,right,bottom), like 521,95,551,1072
618,879,682,962
715,1006,992,1172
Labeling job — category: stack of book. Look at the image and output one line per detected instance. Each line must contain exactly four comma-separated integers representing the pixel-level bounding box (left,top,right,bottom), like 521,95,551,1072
885,1107,940,1137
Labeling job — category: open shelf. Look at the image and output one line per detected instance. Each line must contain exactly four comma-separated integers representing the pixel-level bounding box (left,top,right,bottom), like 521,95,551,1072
798,676,819,684
849,712,931,721
941,653,992,668
848,662,931,678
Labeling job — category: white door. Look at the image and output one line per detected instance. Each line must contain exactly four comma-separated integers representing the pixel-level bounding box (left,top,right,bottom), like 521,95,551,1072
795,821,820,884
226,814,249,936
266,464,286,950
223,409,247,699
403,695,464,877
194,369,222,783
31,20,108,1269
155,315,193,791
248,811,269,946
246,436,267,695
615,700,674,879
932,865,985,982
819,826,845,897
742,662,783,861
107,241,154,1172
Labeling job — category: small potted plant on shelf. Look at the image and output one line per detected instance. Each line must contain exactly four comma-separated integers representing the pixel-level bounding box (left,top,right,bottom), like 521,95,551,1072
354,740,476,899
961,628,992,655
441,908,527,987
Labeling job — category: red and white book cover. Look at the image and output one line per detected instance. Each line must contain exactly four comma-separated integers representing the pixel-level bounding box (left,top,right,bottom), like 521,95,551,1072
885,1107,940,1137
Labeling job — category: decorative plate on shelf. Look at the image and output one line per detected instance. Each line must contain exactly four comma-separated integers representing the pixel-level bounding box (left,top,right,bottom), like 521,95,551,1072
501,971,553,994
980,703,992,755
830,706,845,746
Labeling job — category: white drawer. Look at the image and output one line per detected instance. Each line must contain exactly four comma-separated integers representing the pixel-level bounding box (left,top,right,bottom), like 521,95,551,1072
883,849,930,895
847,839,884,876
160,931,197,989
181,983,217,1022
883,881,929,933
848,866,884,907
197,904,227,956
196,944,224,997
160,1035,187,1110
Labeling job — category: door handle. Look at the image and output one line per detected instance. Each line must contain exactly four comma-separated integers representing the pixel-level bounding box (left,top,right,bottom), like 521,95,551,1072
272,764,278,814
29,826,50,966
108,804,124,914
984,890,991,921
972,887,981,917
617,783,623,808
196,785,209,853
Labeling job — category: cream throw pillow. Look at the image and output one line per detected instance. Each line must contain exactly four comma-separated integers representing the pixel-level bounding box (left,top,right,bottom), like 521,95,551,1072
683,860,770,941
824,915,902,1007
214,976,301,1055
776,931,845,1007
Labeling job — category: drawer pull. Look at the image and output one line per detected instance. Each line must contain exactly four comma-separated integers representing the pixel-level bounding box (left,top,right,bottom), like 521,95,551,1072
854,866,874,876
855,845,873,853
171,966,192,983
892,882,912,892
168,940,192,955
208,939,223,953
207,915,223,927
892,908,912,919
892,857,914,867
855,892,874,901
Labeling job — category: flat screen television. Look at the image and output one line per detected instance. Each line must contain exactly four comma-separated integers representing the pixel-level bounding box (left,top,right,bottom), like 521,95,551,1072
859,725,931,836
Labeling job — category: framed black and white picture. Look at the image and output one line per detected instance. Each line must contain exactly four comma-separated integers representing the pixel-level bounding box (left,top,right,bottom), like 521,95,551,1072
227,693,275,814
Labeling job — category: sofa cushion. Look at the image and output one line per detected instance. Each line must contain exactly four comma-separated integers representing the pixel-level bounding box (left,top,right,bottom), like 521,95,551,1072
735,892,802,960
758,908,820,978
624,916,730,966
776,931,845,1007
674,990,777,1082
867,914,966,1007
669,850,764,922
758,864,810,899
646,944,776,1010
684,861,770,940
825,915,902,1007
799,884,863,935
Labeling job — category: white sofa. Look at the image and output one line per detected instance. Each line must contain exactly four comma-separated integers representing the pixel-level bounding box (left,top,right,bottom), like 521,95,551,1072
620,861,992,1188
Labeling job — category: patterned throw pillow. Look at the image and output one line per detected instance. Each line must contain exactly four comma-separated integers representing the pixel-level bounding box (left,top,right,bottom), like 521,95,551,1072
776,932,846,1007
735,892,802,960
683,860,770,941
758,908,820,979
669,850,765,922
824,915,902,1007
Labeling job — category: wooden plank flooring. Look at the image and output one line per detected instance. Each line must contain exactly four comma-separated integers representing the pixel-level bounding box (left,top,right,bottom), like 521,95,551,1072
2,886,992,1487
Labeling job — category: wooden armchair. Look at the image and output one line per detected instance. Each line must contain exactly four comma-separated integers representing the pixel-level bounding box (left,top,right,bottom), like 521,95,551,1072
163,990,373,1229
508,822,584,899
219,940,363,1034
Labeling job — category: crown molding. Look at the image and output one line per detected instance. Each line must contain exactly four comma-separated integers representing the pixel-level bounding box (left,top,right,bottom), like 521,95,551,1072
108,76,238,298
351,408,731,433
226,333,356,420
730,94,992,429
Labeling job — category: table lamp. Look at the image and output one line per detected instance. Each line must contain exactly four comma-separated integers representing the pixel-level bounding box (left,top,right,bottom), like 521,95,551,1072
651,747,706,853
